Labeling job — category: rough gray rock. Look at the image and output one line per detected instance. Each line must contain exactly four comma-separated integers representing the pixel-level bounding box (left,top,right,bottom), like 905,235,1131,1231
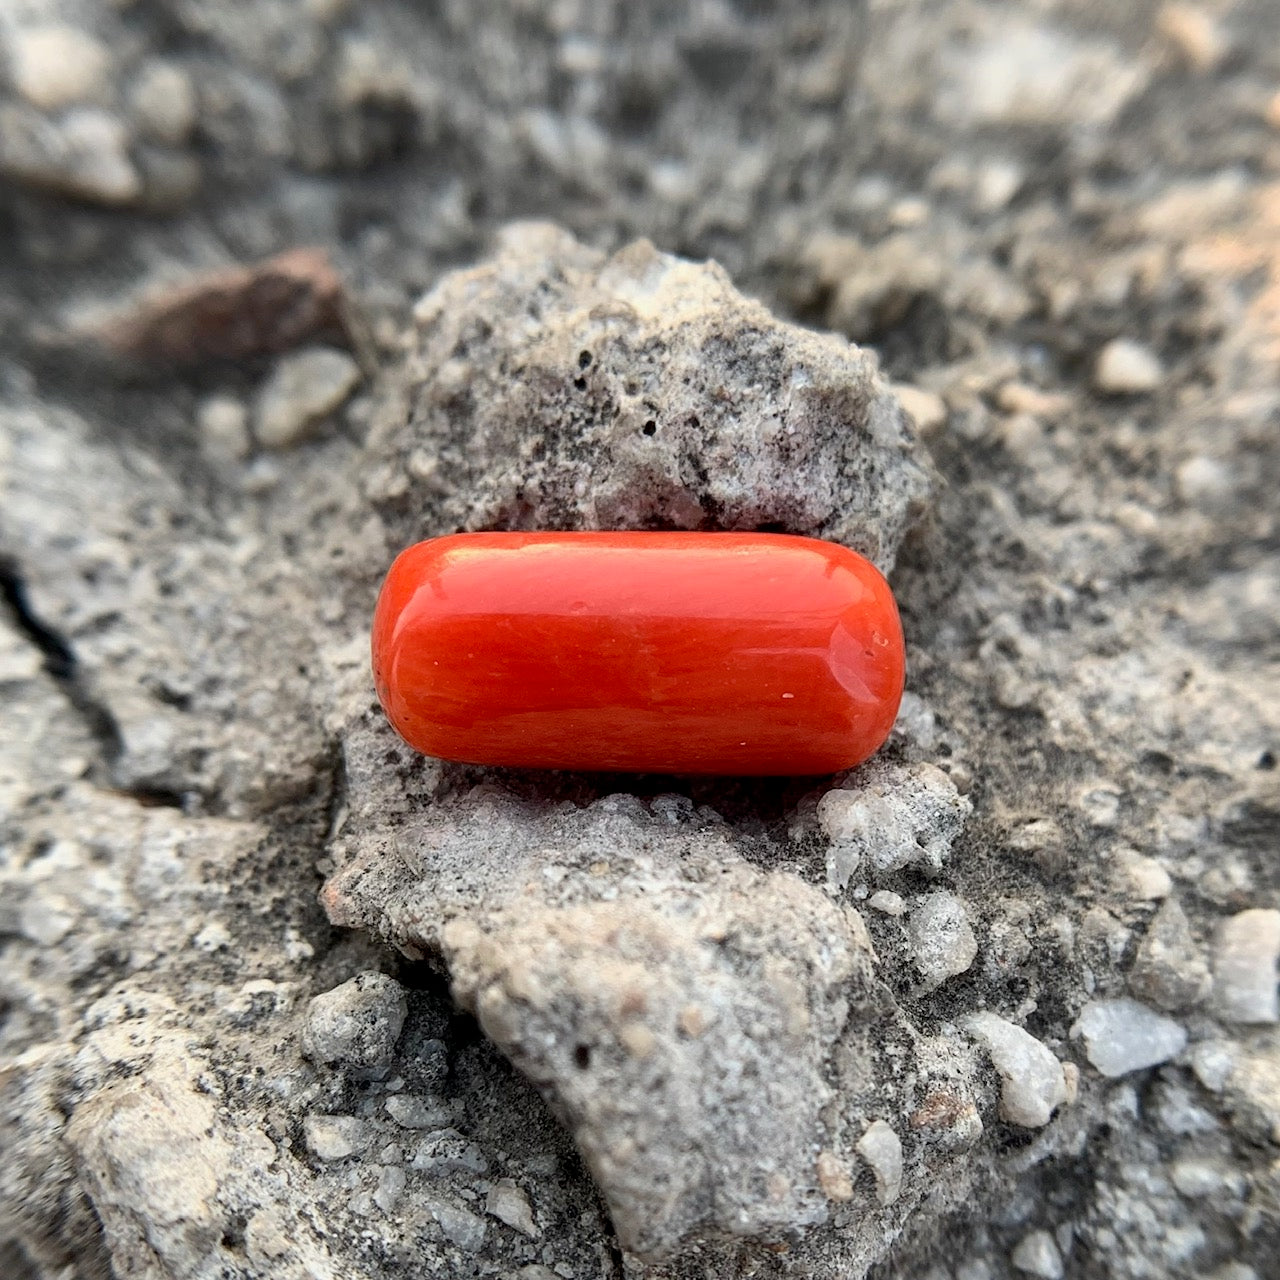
324,784,948,1260
1129,897,1212,1011
302,972,408,1075
365,222,931,572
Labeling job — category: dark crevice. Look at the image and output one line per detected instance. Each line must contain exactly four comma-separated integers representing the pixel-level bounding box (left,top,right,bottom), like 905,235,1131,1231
0,555,182,810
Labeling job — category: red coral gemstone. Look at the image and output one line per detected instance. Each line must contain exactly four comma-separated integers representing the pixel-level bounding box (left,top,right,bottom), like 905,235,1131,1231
371,532,905,775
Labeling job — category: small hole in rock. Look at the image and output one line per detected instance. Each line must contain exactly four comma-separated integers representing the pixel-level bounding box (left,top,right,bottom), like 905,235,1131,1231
642,420,657,436
578,350,593,369
573,1044,591,1069
1259,750,1276,771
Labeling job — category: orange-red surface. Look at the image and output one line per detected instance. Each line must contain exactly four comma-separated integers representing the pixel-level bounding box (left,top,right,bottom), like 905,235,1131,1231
371,532,905,775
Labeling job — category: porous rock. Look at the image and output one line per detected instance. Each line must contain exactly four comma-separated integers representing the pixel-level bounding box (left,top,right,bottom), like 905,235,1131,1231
366,223,931,572
329,786,893,1258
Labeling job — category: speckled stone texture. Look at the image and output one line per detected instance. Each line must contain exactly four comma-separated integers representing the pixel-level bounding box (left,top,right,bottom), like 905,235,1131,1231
3,1,1280,1279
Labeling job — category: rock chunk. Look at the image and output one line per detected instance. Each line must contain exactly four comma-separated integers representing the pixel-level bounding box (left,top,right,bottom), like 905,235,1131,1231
1129,898,1211,1011
255,347,361,449
486,1179,539,1238
818,760,970,888
908,891,978,990
855,1120,903,1206
368,223,930,572
440,850,870,1257
962,1012,1069,1128
1011,1229,1064,1278
9,25,111,111
1212,909,1280,1024
302,972,407,1075
1071,998,1187,1077
1094,339,1164,394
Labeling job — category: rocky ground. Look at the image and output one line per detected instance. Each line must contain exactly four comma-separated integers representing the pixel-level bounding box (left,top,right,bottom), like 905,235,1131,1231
2,1,1279,1279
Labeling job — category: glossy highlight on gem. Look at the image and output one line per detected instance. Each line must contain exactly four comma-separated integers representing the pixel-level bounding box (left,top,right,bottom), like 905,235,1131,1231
371,531,905,775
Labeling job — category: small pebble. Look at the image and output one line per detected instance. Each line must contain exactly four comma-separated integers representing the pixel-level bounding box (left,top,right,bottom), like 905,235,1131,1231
373,1165,406,1213
908,891,978,990
868,890,906,916
385,1094,453,1130
1113,848,1173,901
10,25,110,111
1071,998,1187,1077
1011,1229,1064,1279
428,1198,487,1251
302,971,407,1074
129,61,198,145
197,395,251,462
1129,897,1211,1011
1188,1039,1235,1092
1212,908,1280,1023
962,1012,1069,1128
304,1114,375,1161
855,1120,903,1206
892,384,947,434
412,1129,489,1176
1094,339,1164,394
972,159,1023,213
1175,455,1233,511
1157,4,1227,73
1170,1158,1230,1198
815,1150,855,1201
254,346,361,449
8,107,142,205
486,1178,539,1237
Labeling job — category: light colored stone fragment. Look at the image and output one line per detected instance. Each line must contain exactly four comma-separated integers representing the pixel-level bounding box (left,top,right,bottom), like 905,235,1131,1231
1157,4,1227,72
1071,998,1187,1077
962,1012,1069,1128
10,25,110,110
1129,898,1211,1011
304,1114,376,1161
198,396,251,462
908,891,978,990
486,1179,539,1237
255,347,361,449
1212,909,1280,1024
1011,1229,1064,1278
385,1094,452,1130
815,1151,854,1201
855,1120,903,1206
893,384,947,433
868,890,906,916
1094,339,1163,394
129,60,198,145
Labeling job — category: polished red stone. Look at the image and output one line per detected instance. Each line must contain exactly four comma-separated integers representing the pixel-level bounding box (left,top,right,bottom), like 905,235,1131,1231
371,532,904,775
